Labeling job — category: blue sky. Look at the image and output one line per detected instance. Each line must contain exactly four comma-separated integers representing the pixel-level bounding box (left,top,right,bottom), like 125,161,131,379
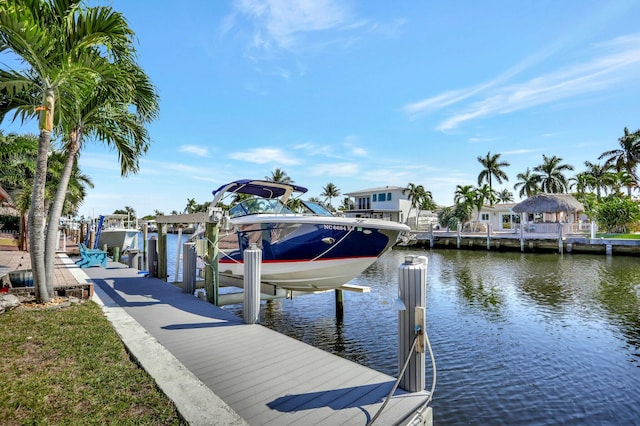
6,0,640,218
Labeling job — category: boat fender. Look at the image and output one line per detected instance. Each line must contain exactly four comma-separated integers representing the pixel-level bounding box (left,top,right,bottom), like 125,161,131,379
321,237,335,244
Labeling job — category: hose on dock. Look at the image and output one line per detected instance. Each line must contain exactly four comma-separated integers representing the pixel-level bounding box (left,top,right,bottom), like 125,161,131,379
367,325,437,426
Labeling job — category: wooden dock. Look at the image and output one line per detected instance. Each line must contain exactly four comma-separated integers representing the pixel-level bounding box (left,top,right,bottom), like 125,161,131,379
81,261,432,425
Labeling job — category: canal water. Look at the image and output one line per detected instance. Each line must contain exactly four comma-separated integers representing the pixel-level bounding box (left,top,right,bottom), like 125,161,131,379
159,234,640,425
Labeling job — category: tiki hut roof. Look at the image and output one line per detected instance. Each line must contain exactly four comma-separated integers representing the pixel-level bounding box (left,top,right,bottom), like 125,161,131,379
512,193,584,214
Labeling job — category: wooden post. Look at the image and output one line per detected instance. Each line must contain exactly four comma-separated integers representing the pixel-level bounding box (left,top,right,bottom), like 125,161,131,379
204,221,219,305
174,228,183,283
182,243,196,294
558,223,563,255
335,289,344,320
127,249,140,270
398,255,427,393
456,223,461,249
520,221,525,252
148,237,158,278
142,223,149,272
158,223,167,281
113,246,120,263
243,244,261,324
429,223,434,248
486,224,491,250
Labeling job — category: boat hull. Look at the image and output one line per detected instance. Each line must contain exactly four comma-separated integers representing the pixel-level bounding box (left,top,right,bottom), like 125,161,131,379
97,229,140,252
216,216,408,291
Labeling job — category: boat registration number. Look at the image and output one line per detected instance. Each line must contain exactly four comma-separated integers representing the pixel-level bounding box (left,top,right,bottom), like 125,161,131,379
323,224,352,231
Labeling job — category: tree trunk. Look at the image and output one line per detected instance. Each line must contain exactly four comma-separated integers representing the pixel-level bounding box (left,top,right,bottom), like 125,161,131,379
44,130,81,294
30,129,51,303
31,89,55,303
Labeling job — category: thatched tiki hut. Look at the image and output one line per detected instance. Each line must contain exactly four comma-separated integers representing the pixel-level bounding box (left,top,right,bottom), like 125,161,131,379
513,193,584,232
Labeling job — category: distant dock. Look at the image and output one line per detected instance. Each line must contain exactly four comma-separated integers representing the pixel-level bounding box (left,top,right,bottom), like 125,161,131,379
408,230,640,255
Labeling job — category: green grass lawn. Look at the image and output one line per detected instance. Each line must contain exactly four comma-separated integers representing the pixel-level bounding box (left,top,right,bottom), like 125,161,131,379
596,233,640,239
0,301,185,425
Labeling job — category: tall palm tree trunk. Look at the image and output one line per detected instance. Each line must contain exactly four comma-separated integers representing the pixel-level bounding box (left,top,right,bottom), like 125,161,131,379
44,132,81,293
30,90,55,303
30,129,51,303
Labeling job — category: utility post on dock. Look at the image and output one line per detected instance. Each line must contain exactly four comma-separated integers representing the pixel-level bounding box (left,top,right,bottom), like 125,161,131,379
398,255,427,393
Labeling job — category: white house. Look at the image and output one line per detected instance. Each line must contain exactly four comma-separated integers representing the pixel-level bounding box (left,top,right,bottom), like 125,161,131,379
343,186,412,223
474,203,521,231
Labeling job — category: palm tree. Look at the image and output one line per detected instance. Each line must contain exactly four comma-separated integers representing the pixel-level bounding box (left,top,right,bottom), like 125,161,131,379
513,168,540,198
569,172,592,198
0,0,150,302
533,155,574,193
608,170,636,196
599,127,640,196
453,184,476,230
43,63,156,296
266,168,294,184
582,161,613,200
185,198,197,214
321,182,341,210
496,188,514,203
477,151,510,192
403,183,426,226
339,197,353,211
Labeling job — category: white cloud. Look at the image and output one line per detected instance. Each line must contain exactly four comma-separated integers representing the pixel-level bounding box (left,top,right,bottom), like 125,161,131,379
231,0,352,50
309,162,359,177
502,148,537,155
228,147,301,165
404,33,640,131
178,145,210,157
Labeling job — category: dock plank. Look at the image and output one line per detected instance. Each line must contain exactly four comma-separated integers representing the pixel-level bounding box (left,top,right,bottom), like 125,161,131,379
84,262,431,425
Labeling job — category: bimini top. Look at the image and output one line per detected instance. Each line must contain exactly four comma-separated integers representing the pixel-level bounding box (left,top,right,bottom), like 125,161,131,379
212,179,308,204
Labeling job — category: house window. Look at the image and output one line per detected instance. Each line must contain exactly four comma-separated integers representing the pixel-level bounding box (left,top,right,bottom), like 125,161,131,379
378,193,386,201
387,192,392,201
481,213,489,221
372,194,377,202
357,197,370,210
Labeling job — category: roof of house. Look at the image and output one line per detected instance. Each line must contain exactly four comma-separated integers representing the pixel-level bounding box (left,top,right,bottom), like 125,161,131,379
344,186,405,196
482,202,519,211
512,193,584,213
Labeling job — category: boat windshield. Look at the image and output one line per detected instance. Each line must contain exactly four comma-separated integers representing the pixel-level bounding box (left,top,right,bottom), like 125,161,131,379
229,197,295,218
300,201,334,217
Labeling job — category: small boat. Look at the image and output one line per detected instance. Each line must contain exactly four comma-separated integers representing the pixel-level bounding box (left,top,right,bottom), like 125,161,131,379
96,214,140,252
209,179,410,291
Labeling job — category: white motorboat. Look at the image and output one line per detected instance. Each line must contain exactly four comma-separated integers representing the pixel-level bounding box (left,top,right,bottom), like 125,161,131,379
209,179,410,292
96,214,139,252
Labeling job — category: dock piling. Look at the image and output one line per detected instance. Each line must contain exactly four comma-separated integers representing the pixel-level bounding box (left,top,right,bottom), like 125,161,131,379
335,289,344,320
398,255,427,393
182,243,197,294
243,244,261,324
148,237,158,278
